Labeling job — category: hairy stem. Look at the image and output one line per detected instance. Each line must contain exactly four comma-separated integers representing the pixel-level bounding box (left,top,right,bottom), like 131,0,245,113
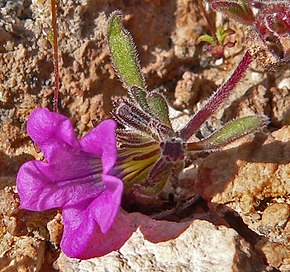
180,50,253,141
51,0,59,112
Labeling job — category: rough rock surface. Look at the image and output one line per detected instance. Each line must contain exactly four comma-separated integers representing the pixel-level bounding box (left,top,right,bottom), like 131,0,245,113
54,212,265,272
0,0,205,152
196,126,290,271
0,0,289,271
222,79,290,128
0,168,61,271
0,232,45,271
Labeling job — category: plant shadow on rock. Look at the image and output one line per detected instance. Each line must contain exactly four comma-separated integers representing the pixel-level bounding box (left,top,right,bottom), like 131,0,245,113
195,132,289,198
220,207,280,272
0,152,35,188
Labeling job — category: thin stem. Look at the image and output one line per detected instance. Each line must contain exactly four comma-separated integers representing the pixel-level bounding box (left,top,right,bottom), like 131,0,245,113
51,0,59,112
197,0,219,45
180,50,253,141
186,142,204,151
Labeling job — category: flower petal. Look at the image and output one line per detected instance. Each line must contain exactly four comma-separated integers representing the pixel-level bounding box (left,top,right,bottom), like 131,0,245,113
18,109,123,259
60,200,97,258
27,108,80,161
81,119,117,174
61,211,133,259
91,175,123,233
16,158,105,211
59,175,123,258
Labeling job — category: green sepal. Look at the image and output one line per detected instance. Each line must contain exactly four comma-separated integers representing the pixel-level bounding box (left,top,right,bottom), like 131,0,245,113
107,11,145,89
47,30,54,44
139,162,172,196
147,91,171,127
139,178,168,196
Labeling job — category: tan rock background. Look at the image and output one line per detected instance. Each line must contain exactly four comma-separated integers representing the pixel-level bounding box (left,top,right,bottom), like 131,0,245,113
0,0,289,271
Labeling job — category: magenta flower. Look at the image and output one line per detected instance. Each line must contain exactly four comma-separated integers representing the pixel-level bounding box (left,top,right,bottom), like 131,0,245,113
16,108,123,259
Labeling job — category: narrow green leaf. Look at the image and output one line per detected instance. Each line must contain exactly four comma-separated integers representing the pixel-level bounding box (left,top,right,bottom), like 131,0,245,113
107,11,145,89
187,115,268,151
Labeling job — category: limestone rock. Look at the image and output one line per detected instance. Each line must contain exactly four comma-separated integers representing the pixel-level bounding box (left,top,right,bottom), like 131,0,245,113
270,87,290,126
174,71,216,110
196,126,290,270
0,232,45,272
54,212,265,272
222,83,290,128
255,240,290,272
261,203,290,230
222,84,271,122
0,157,60,271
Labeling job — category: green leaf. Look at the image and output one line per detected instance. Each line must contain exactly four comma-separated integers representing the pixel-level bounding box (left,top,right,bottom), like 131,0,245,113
107,11,145,89
197,34,216,45
216,26,235,44
187,115,268,151
147,90,171,127
128,86,151,113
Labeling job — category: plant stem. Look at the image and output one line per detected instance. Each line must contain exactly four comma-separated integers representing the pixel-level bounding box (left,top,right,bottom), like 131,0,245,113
180,50,253,141
51,0,59,112
197,0,219,45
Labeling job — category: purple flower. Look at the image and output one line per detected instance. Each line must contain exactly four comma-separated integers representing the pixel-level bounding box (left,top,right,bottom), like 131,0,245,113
16,108,123,259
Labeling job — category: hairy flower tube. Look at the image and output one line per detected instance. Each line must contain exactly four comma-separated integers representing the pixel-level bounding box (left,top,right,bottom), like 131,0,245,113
16,108,123,259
